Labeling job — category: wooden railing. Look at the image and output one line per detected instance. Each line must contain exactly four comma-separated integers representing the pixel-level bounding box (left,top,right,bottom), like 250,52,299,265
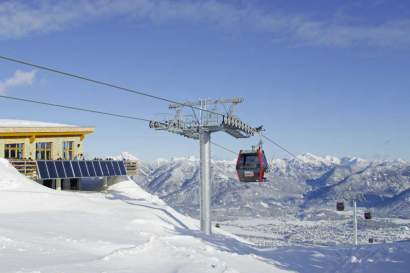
125,160,138,176
8,159,37,180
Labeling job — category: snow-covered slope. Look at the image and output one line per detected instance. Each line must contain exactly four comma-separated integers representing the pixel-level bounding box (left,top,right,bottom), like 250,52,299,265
2,158,410,272
262,241,410,273
0,158,289,273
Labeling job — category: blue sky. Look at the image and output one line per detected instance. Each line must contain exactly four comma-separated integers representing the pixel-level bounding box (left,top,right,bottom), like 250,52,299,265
0,0,409,160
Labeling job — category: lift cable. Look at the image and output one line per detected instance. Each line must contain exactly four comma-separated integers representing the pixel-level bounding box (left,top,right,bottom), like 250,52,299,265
0,94,236,155
0,96,297,159
210,141,237,155
0,55,298,159
0,55,224,118
0,95,152,122
214,136,297,159
261,133,297,159
0,98,297,160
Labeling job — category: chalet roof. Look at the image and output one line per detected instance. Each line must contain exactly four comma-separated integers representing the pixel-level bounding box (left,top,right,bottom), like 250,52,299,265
0,119,74,128
0,119,94,134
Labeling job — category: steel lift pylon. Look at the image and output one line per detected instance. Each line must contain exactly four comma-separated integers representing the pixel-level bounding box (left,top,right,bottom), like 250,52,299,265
149,97,256,235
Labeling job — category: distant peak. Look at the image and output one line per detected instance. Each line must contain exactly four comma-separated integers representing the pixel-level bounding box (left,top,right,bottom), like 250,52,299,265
114,151,139,161
295,153,340,165
170,156,198,162
340,157,367,165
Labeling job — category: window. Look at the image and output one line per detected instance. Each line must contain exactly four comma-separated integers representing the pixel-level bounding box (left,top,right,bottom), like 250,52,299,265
4,143,24,159
63,141,74,160
36,142,52,160
242,154,259,168
238,154,259,168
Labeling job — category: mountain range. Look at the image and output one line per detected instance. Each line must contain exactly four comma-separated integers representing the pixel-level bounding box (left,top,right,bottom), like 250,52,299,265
131,153,410,221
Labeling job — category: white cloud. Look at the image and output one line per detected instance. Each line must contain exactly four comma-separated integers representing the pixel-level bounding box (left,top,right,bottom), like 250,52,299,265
0,0,409,48
0,70,37,94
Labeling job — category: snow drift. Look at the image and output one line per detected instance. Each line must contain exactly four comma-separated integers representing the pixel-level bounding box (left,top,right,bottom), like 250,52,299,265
0,158,288,273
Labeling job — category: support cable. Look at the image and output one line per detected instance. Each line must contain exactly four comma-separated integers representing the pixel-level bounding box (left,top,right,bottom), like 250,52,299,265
0,94,237,157
213,135,299,160
0,95,151,122
261,133,297,159
0,55,224,117
0,55,299,160
0,95,298,159
210,141,237,155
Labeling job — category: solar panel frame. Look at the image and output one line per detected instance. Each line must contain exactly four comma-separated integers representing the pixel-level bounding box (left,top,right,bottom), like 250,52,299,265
46,161,58,179
71,161,82,177
106,161,115,176
118,161,127,175
37,160,50,179
54,161,66,178
93,161,103,177
117,160,127,175
100,161,109,176
63,161,74,178
102,161,109,176
86,161,96,177
112,161,121,175
79,161,89,177
36,160,132,179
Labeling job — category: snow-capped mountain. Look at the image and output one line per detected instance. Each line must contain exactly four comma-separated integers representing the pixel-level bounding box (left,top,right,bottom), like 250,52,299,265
132,154,410,220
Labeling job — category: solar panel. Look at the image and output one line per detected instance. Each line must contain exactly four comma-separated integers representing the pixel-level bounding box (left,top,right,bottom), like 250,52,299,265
37,161,49,179
71,161,82,177
79,161,89,177
63,161,74,178
118,161,125,175
93,161,103,176
86,161,96,177
46,161,58,179
36,160,131,179
54,161,66,178
106,161,115,176
112,161,118,175
112,161,121,175
100,161,110,176
102,161,109,175
118,161,127,175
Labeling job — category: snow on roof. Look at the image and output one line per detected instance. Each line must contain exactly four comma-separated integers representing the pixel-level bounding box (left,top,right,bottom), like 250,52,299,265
0,119,75,128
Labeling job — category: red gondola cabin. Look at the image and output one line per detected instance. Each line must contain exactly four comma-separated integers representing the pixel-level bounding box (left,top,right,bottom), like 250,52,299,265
236,147,268,182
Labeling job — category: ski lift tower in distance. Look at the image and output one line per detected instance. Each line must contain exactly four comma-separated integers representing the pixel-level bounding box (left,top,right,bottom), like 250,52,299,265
149,97,256,235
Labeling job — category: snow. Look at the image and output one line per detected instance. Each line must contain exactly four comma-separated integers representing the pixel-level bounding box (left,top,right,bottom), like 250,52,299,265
296,153,341,165
1,157,410,272
135,153,410,222
262,242,410,273
351,255,361,263
0,158,288,273
171,156,198,162
0,119,74,127
0,158,45,191
114,151,140,161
